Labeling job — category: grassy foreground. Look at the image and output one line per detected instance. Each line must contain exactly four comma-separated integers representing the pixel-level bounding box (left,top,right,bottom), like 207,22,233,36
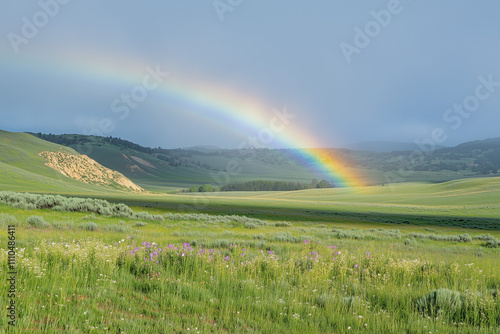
1,199,499,333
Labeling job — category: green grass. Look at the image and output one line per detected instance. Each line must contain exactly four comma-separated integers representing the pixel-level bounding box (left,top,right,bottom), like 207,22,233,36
0,130,498,332
0,131,142,195
88,177,499,231
0,203,499,333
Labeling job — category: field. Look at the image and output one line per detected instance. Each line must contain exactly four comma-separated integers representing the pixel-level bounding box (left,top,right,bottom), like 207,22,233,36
1,182,499,333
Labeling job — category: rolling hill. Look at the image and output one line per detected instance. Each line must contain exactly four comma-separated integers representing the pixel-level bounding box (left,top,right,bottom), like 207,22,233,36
29,133,355,190
2,130,499,194
30,132,500,190
0,130,143,194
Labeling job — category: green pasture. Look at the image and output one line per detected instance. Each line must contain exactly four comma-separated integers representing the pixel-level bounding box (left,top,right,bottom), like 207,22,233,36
0,199,499,333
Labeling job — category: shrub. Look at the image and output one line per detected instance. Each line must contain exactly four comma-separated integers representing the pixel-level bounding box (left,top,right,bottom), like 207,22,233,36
473,234,497,241
12,202,36,210
269,231,300,243
275,221,293,227
51,221,75,230
404,238,416,246
377,229,402,239
335,230,364,240
458,233,472,242
133,212,164,221
485,239,500,248
104,224,131,233
315,293,333,308
112,203,134,218
415,289,463,317
162,212,269,226
0,213,17,226
406,232,473,243
133,221,147,227
82,222,99,231
27,216,51,229
0,191,146,219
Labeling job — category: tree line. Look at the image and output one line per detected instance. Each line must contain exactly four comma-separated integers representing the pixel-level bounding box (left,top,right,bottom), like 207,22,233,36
184,179,335,193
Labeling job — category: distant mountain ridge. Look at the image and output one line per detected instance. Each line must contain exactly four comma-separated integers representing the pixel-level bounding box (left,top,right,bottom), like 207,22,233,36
27,132,500,189
182,145,222,152
345,141,447,152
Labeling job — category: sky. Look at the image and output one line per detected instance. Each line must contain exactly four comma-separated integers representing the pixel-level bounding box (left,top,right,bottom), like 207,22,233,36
1,0,499,149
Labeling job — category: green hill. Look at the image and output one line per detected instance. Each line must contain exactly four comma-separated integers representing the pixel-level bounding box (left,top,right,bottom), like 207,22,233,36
29,133,500,190
30,133,351,190
2,130,498,194
0,130,143,194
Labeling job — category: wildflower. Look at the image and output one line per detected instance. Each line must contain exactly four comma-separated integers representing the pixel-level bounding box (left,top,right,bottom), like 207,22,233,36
304,240,310,244
224,256,229,261
268,251,274,255
354,264,359,268
366,252,370,256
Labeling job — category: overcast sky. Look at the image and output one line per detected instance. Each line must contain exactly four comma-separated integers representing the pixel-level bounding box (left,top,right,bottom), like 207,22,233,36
1,1,499,149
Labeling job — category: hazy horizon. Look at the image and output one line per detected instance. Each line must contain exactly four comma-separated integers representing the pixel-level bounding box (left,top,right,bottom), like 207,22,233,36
10,129,498,151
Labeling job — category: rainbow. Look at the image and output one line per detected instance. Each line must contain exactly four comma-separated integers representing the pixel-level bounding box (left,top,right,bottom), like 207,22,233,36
2,51,364,187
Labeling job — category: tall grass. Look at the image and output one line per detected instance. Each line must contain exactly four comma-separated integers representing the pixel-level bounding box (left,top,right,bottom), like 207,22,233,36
1,210,499,333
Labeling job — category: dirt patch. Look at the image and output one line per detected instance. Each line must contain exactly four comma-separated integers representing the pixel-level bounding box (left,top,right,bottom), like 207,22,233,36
39,151,144,192
130,156,156,169
129,164,146,173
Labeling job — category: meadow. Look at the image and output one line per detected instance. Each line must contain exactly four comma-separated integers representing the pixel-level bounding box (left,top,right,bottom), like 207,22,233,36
0,190,499,333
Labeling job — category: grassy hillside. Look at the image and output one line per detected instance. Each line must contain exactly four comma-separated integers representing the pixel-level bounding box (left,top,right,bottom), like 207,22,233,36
0,130,141,194
31,133,500,190
32,134,343,189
